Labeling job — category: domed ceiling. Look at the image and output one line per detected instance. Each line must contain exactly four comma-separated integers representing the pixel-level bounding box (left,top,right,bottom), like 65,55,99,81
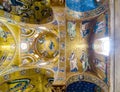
34,31,59,62
0,0,53,24
0,0,111,92
66,0,103,12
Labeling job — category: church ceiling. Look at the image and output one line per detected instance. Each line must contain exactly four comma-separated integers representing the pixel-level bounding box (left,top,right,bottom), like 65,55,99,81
0,0,111,92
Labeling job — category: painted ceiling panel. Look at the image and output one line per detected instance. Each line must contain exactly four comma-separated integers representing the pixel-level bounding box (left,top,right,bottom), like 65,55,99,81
0,0,111,92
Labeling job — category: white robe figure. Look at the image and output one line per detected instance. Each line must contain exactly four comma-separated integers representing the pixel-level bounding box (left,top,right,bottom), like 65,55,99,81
80,51,90,72
69,52,78,72
94,58,105,72
94,21,105,34
80,22,90,38
0,27,7,41
67,21,76,40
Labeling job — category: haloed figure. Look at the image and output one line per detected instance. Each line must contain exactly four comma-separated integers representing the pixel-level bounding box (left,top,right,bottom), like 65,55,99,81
38,35,45,44
1,0,12,12
0,27,7,41
67,21,76,40
80,21,90,38
49,40,55,51
80,50,90,72
69,52,78,72
94,58,105,72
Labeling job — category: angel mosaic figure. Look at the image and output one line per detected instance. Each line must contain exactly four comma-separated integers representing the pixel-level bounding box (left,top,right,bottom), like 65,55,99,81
80,21,90,38
80,50,90,72
0,51,8,65
60,56,65,62
41,51,48,57
69,52,78,72
49,40,55,51
0,27,7,41
67,21,76,40
21,28,27,34
93,58,105,72
38,35,45,44
94,20,105,34
53,50,59,57
0,0,12,12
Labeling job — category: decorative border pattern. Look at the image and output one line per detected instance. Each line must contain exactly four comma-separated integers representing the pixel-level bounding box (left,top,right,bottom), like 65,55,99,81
66,0,109,19
66,73,108,92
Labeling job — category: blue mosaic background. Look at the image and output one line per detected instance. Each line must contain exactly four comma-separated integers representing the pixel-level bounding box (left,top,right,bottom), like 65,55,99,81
66,81,99,92
66,0,99,12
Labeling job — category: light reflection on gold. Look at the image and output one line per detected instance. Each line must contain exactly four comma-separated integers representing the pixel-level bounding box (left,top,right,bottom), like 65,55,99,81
0,0,110,91
94,37,110,56
0,68,54,92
